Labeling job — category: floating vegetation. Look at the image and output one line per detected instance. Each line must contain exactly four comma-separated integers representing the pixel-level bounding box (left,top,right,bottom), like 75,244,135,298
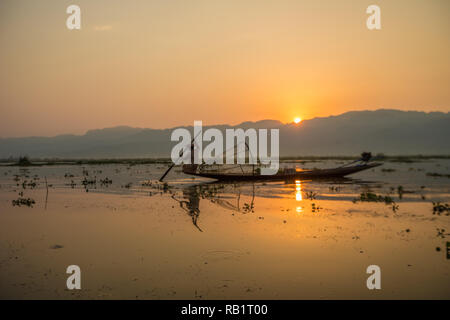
64,173,74,178
354,192,394,204
66,180,76,188
311,203,322,212
432,202,450,216
122,182,132,189
141,180,153,187
82,177,96,186
391,203,399,213
100,177,112,185
353,192,399,213
427,172,450,178
436,228,449,239
381,168,396,172
12,197,35,207
22,180,37,189
305,191,317,200
242,203,254,213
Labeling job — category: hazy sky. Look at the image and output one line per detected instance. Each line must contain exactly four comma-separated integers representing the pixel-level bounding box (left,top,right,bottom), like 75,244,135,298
0,0,449,137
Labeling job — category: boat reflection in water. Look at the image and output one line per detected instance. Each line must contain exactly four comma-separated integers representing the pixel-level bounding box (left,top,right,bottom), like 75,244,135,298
172,186,202,231
170,183,257,232
169,178,359,231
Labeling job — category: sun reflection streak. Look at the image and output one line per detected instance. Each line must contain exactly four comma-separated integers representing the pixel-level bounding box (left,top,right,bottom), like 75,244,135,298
295,180,303,213
295,180,302,201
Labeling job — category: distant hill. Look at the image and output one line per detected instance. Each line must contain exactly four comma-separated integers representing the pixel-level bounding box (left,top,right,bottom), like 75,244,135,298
0,109,449,158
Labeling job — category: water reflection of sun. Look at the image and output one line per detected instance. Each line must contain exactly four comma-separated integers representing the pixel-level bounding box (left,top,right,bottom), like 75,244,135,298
295,180,302,201
295,180,303,213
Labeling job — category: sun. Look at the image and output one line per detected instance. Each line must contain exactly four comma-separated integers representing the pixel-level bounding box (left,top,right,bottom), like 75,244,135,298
294,117,302,124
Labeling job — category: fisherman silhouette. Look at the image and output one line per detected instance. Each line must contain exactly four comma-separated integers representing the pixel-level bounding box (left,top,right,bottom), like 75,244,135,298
360,152,372,162
182,142,199,174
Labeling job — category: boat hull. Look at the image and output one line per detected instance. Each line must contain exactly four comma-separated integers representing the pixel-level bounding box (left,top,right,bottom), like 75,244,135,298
185,163,382,182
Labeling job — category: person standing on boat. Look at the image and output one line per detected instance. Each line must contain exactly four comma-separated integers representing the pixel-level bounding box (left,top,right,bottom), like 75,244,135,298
182,142,199,174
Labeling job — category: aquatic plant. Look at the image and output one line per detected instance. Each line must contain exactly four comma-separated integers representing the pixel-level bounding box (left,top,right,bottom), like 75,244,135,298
311,203,322,212
82,177,96,186
66,180,76,188
100,177,112,185
122,182,132,189
391,203,399,213
305,191,317,200
242,203,254,213
141,181,153,187
22,180,37,189
432,202,450,216
354,192,394,204
329,186,341,192
436,228,449,239
353,192,398,213
12,197,35,207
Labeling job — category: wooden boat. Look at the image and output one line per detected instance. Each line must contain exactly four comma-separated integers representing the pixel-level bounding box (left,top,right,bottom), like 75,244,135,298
181,162,382,182
159,147,382,182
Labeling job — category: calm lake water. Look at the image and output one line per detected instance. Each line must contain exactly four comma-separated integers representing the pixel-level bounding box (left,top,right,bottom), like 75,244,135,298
0,159,449,299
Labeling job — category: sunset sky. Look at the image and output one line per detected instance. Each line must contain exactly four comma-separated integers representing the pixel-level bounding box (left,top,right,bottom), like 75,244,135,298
0,0,449,137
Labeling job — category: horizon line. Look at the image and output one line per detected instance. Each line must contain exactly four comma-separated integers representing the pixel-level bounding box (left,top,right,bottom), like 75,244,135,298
1,108,448,139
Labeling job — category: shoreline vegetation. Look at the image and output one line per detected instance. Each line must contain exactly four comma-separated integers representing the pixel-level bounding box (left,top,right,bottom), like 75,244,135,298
1,155,450,167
